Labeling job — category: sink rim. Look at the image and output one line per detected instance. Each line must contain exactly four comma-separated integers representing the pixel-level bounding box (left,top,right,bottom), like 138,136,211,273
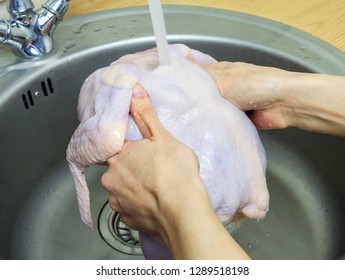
1,5,345,103
1,5,345,70
2,5,345,107
1,5,345,260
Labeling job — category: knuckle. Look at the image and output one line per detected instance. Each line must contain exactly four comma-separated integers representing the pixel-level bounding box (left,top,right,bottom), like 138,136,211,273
108,197,121,213
136,106,153,119
122,216,139,231
101,172,114,191
107,155,118,165
100,173,109,188
180,145,200,168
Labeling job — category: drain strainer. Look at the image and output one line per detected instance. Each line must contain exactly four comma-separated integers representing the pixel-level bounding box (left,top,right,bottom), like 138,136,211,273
98,202,143,255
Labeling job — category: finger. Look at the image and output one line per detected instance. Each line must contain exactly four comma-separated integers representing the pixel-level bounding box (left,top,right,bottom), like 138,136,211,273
106,140,132,165
121,215,139,231
131,83,165,139
108,196,122,213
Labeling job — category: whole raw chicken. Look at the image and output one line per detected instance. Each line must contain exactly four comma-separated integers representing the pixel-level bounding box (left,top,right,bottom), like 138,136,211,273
66,44,269,259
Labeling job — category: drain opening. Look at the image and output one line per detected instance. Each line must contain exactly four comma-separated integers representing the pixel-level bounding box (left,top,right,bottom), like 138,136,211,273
98,202,143,255
21,78,55,110
41,78,54,95
27,90,34,106
22,94,29,109
47,77,54,93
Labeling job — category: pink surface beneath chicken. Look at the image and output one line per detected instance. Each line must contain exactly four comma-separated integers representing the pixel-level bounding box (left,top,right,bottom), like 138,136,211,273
66,44,269,259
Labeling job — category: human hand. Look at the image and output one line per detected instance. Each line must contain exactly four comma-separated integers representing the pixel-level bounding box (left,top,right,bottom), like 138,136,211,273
101,83,251,259
101,84,208,245
203,62,296,130
203,62,345,137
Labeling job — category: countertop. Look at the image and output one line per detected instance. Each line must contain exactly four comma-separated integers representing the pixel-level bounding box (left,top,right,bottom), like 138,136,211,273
67,0,345,52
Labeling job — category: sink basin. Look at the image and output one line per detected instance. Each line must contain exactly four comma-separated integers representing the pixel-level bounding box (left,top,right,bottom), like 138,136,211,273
1,6,345,260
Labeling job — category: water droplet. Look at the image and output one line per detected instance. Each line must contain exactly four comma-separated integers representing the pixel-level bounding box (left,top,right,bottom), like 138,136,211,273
129,33,134,38
64,41,76,50
300,45,307,50
93,27,101,32
72,26,82,34
254,239,259,244
107,24,115,28
247,243,252,249
72,21,91,34
129,151,135,160
264,232,270,237
131,19,138,23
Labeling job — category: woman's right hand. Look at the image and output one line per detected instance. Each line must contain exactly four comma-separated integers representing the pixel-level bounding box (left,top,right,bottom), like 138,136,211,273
101,84,250,259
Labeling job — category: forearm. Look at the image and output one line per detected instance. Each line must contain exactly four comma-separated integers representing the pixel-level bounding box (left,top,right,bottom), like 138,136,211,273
204,62,345,137
282,73,345,136
170,208,250,260
159,182,250,260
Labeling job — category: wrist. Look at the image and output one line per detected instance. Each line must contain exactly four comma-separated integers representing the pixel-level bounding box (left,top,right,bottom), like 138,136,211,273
274,72,307,128
158,187,250,259
279,73,345,136
155,178,210,247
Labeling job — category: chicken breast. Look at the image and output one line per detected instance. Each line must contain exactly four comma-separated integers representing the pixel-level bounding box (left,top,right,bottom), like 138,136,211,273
66,44,269,259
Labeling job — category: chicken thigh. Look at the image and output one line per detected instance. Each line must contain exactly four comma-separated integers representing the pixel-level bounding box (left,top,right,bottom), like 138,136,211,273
66,44,269,259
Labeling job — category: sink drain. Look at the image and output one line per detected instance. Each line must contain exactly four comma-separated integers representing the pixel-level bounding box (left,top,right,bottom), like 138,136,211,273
98,202,143,255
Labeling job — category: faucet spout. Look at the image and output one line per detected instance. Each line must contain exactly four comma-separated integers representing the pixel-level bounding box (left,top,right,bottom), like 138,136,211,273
0,0,69,58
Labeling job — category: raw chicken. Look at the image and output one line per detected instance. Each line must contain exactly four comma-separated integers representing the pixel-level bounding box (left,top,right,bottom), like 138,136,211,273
66,44,269,259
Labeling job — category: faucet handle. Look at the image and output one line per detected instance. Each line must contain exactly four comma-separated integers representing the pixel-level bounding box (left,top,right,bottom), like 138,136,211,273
1,0,69,57
7,0,34,18
43,0,69,20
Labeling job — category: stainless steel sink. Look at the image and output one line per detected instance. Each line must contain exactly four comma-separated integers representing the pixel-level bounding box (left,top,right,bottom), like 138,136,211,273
1,6,345,260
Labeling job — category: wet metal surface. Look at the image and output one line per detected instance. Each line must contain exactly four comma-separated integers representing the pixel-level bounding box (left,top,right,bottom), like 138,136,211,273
0,6,345,259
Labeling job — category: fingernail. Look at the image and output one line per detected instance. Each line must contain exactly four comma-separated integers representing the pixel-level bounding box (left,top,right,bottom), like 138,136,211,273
132,84,146,98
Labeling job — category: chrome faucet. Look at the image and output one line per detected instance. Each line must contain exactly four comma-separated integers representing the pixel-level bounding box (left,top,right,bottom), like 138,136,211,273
0,0,69,58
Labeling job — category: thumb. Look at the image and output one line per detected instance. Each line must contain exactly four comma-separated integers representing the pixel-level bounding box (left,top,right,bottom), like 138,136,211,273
131,84,165,139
